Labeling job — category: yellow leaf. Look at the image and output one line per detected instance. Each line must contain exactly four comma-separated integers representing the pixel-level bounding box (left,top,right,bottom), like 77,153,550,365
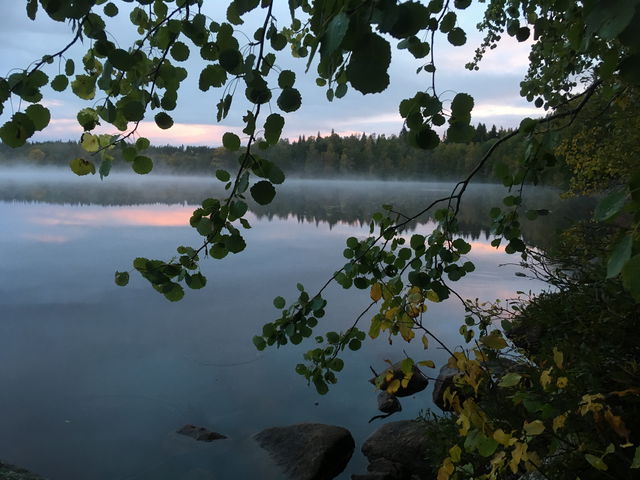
457,412,471,435
493,429,512,446
523,420,545,436
370,283,382,302
426,290,440,302
385,306,401,320
540,368,553,389
553,347,564,369
437,457,454,480
386,378,401,394
509,441,528,473
552,414,567,432
449,445,462,463
556,376,569,388
418,360,436,368
479,331,507,350
421,334,429,349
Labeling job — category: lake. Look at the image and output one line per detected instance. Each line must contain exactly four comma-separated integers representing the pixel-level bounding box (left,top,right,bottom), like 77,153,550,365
0,169,590,479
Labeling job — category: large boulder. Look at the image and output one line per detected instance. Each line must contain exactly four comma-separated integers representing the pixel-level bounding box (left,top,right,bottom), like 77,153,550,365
359,420,432,479
432,365,461,412
254,423,355,480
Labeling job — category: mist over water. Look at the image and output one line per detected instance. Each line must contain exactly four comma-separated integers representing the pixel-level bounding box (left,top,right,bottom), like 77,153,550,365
0,167,592,480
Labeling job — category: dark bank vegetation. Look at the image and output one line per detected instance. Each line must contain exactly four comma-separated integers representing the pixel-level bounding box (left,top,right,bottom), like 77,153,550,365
1,122,567,184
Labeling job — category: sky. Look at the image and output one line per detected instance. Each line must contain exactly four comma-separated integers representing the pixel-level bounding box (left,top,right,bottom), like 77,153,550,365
0,1,543,147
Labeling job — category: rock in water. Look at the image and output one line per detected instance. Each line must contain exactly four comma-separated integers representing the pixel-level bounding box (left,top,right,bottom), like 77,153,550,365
0,461,47,480
176,424,227,442
369,362,428,397
360,420,431,478
377,391,402,414
254,423,355,480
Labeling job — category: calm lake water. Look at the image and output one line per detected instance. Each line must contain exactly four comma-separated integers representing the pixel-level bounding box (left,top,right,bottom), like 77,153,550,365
0,169,590,480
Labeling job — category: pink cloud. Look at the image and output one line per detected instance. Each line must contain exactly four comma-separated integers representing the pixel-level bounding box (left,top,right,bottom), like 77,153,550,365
33,118,243,146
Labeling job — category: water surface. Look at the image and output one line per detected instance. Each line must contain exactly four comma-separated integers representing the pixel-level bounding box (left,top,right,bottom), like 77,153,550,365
0,170,586,479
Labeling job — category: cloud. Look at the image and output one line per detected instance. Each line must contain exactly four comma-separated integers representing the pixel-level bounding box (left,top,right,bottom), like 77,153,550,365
33,118,244,146
473,104,542,118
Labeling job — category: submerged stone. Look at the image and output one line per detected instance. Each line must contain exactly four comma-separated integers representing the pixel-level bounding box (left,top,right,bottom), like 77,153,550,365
176,424,227,442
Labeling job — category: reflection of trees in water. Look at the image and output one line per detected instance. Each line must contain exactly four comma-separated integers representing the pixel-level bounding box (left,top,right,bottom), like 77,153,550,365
0,175,592,248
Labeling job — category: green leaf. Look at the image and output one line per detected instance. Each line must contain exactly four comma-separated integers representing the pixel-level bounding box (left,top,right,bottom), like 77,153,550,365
170,41,190,61
253,335,267,351
250,180,276,205
498,373,522,387
329,358,344,372
103,2,118,17
122,100,145,122
451,93,474,115
321,12,349,57
154,112,174,129
26,0,37,20
216,169,231,182
77,108,100,131
273,296,286,309
25,104,50,131
80,133,100,152
595,189,627,221
477,434,498,457
440,11,457,33
277,87,302,112
278,70,295,88
196,217,213,236
185,272,207,289
71,75,96,100
69,157,96,176
346,32,390,94
136,137,150,150
65,59,75,76
223,132,241,151
132,155,153,174
264,113,284,145
109,49,134,70
446,122,474,143
447,27,467,46
114,271,129,286
162,283,184,302
631,446,640,468
607,234,633,278
415,127,440,149
271,33,287,51
622,254,640,301
199,64,227,91
584,454,608,471
219,49,242,73
51,74,68,92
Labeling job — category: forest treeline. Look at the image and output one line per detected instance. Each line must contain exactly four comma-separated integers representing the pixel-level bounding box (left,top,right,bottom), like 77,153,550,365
0,123,568,185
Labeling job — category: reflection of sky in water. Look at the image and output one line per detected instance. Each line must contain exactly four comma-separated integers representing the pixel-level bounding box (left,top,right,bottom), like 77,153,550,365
0,191,549,480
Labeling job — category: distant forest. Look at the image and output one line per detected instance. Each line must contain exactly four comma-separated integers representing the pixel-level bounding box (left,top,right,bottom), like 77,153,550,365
0,123,568,184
